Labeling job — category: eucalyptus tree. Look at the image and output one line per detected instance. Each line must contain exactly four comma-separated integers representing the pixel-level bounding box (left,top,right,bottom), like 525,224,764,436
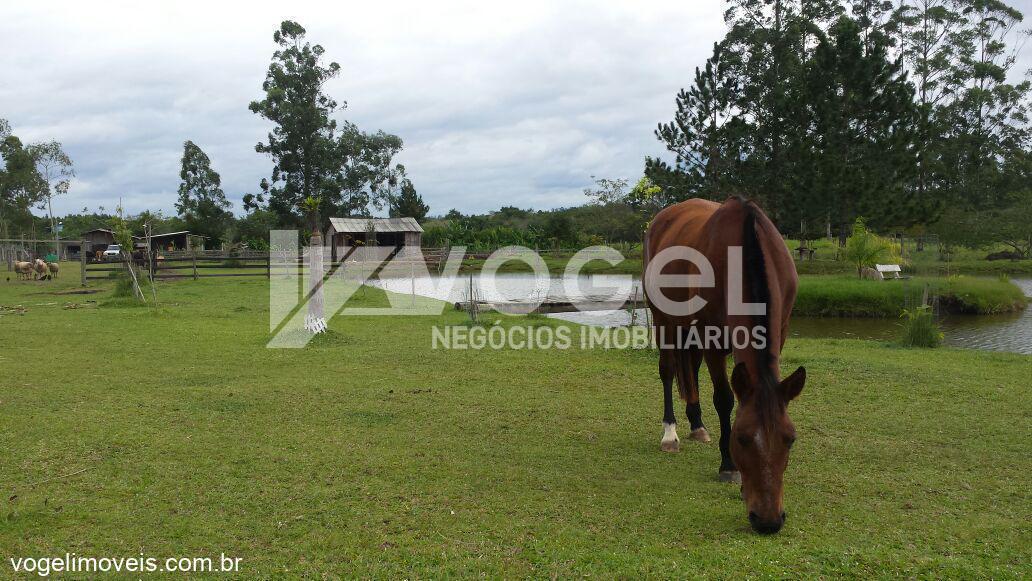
176,140,233,244
250,21,408,228
942,0,1031,210
26,140,73,255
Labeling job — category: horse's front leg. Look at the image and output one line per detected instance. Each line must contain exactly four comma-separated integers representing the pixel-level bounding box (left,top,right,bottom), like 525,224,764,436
705,351,740,484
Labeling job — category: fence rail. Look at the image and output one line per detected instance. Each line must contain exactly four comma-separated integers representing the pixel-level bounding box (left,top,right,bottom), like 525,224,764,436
76,244,635,284
78,248,451,283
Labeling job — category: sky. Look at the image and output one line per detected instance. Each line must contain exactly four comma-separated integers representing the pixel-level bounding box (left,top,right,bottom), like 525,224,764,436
1,0,1030,218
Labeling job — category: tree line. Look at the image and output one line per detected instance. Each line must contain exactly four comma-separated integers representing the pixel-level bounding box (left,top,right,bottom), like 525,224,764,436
5,7,1029,257
644,0,1029,253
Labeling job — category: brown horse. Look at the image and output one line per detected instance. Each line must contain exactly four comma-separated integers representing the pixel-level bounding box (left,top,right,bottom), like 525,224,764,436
644,196,805,534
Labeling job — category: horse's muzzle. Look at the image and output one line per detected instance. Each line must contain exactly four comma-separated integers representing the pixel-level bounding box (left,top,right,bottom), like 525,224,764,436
748,511,786,534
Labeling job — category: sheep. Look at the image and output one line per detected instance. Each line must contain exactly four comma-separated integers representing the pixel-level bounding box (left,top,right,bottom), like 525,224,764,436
33,259,51,281
14,261,33,280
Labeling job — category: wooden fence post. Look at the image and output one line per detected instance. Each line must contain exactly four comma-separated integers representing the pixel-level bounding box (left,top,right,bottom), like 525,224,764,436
192,252,198,280
80,239,87,286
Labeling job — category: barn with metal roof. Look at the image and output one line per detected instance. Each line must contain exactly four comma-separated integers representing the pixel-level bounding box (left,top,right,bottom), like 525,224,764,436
327,217,423,260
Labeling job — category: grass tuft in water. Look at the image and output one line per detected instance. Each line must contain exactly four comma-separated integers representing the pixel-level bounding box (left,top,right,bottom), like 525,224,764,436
898,305,943,348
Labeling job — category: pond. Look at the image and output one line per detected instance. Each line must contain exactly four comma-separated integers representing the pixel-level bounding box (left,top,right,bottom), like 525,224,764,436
369,274,1032,355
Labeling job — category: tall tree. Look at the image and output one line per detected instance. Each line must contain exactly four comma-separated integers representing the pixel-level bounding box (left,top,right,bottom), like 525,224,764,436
0,122,43,238
891,0,970,231
249,21,407,227
336,124,407,217
651,0,844,226
28,140,74,256
390,178,428,221
649,42,745,203
249,21,343,226
941,0,1030,210
804,15,920,240
176,140,233,244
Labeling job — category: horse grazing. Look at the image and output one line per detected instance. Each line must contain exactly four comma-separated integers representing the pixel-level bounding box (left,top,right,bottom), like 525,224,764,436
644,196,805,534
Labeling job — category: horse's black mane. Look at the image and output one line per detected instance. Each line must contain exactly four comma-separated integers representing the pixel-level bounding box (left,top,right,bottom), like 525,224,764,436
738,197,783,424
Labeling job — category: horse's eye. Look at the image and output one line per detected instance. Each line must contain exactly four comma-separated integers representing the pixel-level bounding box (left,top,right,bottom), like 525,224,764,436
737,434,751,447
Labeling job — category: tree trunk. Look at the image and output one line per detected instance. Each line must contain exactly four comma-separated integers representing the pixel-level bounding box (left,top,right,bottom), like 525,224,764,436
305,230,327,334
48,196,59,259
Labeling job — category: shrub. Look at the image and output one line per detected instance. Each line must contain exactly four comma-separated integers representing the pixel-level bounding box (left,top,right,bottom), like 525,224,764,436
843,217,900,278
112,275,135,298
898,306,943,348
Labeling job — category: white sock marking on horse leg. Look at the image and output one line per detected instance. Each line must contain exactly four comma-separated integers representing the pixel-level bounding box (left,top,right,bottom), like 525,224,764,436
661,422,679,449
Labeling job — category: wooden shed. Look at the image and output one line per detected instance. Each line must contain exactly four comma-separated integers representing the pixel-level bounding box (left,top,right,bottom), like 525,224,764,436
139,231,207,253
327,217,423,261
80,229,117,256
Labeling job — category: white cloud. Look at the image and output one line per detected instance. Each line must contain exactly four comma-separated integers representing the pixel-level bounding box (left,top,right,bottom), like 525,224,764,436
0,0,725,216
3,0,1027,217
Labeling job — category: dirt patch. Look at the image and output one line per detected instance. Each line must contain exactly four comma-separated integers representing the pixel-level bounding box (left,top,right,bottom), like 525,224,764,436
48,288,101,295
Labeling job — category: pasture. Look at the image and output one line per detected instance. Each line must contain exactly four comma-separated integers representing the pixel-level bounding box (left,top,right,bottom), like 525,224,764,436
1,270,1029,577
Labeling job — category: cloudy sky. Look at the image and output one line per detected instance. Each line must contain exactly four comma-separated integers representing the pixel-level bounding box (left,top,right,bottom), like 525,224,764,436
2,1,1029,218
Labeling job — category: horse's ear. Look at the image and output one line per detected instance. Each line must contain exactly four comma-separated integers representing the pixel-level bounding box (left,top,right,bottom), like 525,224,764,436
780,366,806,402
730,362,751,400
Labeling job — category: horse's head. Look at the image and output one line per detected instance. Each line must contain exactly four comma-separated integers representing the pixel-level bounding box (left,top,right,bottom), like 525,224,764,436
730,362,806,534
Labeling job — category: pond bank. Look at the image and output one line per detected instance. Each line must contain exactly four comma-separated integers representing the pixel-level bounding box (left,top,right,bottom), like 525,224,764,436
794,275,1027,317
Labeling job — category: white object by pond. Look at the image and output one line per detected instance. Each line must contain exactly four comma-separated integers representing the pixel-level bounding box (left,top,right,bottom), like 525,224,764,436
875,264,904,280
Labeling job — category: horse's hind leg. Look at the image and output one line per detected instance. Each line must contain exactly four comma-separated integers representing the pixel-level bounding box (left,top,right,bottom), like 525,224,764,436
682,349,710,443
659,348,679,452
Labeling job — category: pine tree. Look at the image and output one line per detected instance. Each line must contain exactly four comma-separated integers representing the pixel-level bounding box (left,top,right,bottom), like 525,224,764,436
390,179,429,221
650,42,745,203
804,15,919,240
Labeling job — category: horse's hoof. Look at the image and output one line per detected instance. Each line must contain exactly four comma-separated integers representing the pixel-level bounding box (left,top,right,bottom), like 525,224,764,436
689,427,711,443
718,470,741,484
660,438,680,453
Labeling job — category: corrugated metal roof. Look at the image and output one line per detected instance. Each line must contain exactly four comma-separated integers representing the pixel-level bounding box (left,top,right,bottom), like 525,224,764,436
131,231,208,239
328,217,423,233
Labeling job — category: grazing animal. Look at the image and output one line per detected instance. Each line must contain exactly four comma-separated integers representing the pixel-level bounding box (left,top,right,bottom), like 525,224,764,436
46,262,59,278
33,259,51,281
14,261,34,280
644,197,805,535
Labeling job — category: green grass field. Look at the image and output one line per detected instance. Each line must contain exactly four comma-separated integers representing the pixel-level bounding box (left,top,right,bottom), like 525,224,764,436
1,269,1030,577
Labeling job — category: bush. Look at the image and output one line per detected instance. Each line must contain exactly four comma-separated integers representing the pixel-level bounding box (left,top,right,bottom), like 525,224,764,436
843,217,900,278
112,275,135,298
898,306,943,348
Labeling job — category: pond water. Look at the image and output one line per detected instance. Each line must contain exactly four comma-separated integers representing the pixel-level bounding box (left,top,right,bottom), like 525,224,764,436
369,274,1032,355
